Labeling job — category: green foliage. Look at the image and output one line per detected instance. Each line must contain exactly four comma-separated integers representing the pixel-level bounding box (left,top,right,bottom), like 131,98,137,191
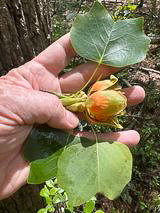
84,200,95,213
24,126,83,184
115,73,160,212
95,211,104,213
24,125,132,207
37,179,67,213
38,179,106,213
52,0,90,41
113,3,138,20
57,141,132,207
71,1,150,67
110,0,143,20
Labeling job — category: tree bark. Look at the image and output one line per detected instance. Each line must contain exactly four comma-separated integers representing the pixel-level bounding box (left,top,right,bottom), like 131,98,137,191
0,185,45,213
0,0,52,212
0,0,52,76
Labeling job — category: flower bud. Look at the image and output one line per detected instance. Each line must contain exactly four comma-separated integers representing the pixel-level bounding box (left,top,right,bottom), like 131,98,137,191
85,76,127,128
58,75,127,128
88,75,118,95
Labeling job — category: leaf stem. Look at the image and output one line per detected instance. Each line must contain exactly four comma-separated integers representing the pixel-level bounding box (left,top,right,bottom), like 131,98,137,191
40,90,67,98
90,125,98,144
76,61,102,95
90,125,100,190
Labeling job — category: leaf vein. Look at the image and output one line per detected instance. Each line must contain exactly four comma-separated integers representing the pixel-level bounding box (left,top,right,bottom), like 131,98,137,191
92,14,107,45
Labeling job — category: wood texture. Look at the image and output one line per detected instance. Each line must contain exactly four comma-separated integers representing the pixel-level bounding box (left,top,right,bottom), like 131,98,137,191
0,0,52,76
0,0,52,212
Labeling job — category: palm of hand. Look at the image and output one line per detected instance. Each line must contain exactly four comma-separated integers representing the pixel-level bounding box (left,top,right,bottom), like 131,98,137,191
0,61,63,199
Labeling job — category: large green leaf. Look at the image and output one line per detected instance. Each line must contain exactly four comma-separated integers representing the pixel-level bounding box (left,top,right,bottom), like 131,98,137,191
24,125,90,184
57,140,132,207
24,125,132,205
24,125,72,162
28,150,62,184
24,125,69,183
70,1,150,67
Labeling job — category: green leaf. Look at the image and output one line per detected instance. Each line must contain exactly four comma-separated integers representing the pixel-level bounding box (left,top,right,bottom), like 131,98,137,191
49,187,57,195
57,141,132,207
40,187,50,198
46,205,55,213
24,125,88,184
70,1,150,67
24,125,75,183
25,125,132,206
95,210,104,213
28,150,62,184
46,197,52,205
46,180,55,188
128,5,137,10
37,208,48,213
84,200,95,213
52,194,61,204
24,125,71,162
57,188,64,194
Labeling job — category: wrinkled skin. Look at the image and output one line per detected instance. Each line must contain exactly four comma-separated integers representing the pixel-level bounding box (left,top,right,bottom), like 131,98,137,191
0,33,145,200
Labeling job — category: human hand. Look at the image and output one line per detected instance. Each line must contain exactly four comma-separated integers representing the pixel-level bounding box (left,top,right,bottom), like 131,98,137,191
0,33,145,200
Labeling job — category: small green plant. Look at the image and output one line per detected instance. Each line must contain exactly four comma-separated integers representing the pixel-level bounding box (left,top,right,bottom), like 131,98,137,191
38,179,68,213
112,0,142,20
38,179,105,213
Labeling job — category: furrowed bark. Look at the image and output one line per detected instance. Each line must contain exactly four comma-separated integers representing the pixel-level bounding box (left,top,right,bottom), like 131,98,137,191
0,0,52,76
0,0,52,212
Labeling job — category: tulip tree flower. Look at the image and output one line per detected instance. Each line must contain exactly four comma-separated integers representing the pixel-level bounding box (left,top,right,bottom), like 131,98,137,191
85,75,127,128
53,75,127,128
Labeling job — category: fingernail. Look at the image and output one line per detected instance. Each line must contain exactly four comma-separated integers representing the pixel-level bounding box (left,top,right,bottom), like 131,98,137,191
66,110,79,128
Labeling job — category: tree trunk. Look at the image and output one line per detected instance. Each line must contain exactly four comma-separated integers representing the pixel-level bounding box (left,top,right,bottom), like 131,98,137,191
0,0,52,76
0,0,52,212
0,185,45,213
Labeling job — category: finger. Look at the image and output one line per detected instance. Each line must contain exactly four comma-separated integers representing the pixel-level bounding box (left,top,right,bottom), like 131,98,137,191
33,33,76,75
7,86,79,129
74,130,140,146
123,86,145,106
60,61,119,93
15,62,62,93
27,91,79,129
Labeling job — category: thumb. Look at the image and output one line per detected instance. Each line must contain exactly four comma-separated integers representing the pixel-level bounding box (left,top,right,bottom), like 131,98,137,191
16,90,79,129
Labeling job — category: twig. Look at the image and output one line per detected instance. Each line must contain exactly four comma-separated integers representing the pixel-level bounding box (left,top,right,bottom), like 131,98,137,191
131,66,160,75
138,66,160,75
